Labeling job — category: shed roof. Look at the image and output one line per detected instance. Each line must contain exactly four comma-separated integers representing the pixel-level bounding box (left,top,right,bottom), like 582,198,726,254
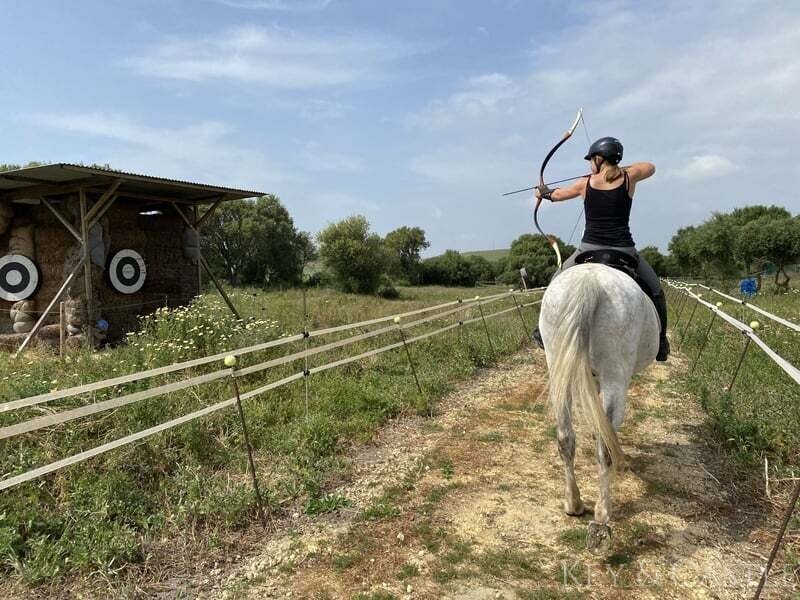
0,163,265,204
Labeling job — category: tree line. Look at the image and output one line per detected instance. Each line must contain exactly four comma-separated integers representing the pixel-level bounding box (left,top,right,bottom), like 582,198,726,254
201,197,799,293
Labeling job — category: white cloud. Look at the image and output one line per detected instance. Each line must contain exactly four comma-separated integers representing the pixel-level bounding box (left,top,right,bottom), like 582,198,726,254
300,142,363,173
30,112,284,190
402,0,800,250
126,25,419,89
674,155,735,181
411,73,522,129
216,0,333,10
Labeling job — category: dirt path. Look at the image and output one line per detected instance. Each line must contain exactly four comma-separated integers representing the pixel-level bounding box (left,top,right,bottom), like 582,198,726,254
198,348,794,600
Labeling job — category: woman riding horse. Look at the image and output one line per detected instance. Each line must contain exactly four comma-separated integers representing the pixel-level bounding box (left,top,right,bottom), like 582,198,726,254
533,137,670,361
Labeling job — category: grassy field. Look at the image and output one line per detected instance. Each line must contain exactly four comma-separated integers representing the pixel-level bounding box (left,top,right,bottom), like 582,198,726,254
665,280,800,467
459,248,510,262
0,284,536,588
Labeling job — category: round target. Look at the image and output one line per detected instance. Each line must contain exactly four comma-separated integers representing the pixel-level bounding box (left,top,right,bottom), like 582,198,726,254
0,254,40,301
108,249,146,294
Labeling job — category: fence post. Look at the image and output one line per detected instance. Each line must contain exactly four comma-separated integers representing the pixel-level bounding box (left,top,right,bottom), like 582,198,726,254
302,286,310,421
753,478,800,599
726,335,752,394
674,291,689,328
229,370,269,530
679,298,700,348
476,297,497,362
59,301,65,358
510,291,529,345
457,298,465,344
395,318,428,415
691,311,717,376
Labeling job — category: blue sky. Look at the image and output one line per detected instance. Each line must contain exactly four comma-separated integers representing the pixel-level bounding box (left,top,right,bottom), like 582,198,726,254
1,0,798,254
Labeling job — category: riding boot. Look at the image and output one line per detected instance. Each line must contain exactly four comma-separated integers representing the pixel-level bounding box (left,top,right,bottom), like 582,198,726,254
652,292,670,361
532,327,545,350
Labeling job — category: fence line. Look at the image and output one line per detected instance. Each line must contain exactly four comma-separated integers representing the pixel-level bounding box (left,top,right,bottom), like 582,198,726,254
0,292,542,492
1,288,541,414
664,280,800,385
694,283,800,333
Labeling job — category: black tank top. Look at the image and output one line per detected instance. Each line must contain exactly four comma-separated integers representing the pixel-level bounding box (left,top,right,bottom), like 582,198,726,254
582,171,635,247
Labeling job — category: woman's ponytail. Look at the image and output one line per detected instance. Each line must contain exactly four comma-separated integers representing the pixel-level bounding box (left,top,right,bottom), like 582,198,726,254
603,163,622,183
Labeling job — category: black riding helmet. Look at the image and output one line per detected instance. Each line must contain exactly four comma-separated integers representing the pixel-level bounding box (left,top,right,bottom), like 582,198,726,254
584,137,623,165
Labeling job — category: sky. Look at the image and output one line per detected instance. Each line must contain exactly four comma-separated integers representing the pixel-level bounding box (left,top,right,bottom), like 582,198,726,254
1,0,798,255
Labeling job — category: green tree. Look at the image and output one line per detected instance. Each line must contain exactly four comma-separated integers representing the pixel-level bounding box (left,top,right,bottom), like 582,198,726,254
736,216,800,289
421,250,480,286
318,215,389,294
384,226,430,284
638,246,669,276
203,195,309,287
498,234,570,286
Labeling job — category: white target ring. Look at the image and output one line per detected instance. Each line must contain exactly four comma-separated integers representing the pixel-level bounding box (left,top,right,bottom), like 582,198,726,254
0,254,40,301
108,249,146,294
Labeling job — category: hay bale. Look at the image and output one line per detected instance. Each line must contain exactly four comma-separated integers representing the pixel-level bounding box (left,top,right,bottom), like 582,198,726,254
38,324,62,339
89,222,105,267
0,201,12,236
182,226,200,262
8,223,35,259
10,300,36,333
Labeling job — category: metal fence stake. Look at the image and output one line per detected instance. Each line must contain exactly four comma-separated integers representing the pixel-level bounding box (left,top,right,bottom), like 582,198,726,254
753,478,800,599
477,301,497,361
679,299,700,348
691,312,717,376
397,324,427,414
726,335,752,394
302,286,310,421
674,292,689,328
510,292,529,344
231,375,270,531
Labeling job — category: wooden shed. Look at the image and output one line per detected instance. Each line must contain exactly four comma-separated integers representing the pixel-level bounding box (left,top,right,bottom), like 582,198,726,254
0,164,263,352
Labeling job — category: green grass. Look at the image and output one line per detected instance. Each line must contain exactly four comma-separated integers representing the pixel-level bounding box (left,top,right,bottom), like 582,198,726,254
461,248,511,262
0,284,536,586
666,280,800,466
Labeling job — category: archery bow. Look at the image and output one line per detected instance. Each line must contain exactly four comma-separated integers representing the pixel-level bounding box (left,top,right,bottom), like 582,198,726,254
534,108,583,269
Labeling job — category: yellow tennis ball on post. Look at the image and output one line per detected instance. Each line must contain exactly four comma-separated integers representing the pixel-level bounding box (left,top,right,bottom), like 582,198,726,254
224,355,237,367
750,321,760,330
474,295,480,301
393,316,401,324
715,302,723,308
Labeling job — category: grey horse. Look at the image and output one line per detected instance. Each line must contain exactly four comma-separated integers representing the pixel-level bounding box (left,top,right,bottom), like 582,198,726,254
539,263,659,551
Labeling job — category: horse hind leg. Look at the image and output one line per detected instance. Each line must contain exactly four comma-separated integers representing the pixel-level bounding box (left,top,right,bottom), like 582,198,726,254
587,383,626,553
555,395,584,516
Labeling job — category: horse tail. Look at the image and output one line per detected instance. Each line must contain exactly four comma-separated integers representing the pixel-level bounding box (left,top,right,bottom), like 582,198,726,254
548,271,625,467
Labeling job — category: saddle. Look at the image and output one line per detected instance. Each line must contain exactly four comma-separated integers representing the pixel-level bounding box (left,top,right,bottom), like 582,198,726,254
574,249,654,299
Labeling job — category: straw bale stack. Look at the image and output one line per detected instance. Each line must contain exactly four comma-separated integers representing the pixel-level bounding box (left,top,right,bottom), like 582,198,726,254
8,222,35,258
0,201,12,236
182,226,200,262
9,300,36,333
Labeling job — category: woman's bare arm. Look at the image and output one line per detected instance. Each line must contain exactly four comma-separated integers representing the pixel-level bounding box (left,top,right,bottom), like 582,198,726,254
625,162,655,183
548,177,587,202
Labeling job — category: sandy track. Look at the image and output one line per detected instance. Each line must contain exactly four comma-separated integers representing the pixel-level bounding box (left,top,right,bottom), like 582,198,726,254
192,346,795,600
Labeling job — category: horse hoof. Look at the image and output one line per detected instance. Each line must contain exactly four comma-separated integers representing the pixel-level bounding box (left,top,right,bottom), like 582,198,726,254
564,501,585,516
586,521,612,554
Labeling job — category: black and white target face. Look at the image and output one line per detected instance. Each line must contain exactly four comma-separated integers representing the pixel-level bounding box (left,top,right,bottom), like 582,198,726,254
0,254,40,301
108,249,146,294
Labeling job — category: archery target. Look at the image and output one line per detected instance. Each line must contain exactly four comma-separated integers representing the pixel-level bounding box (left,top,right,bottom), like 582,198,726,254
108,249,146,294
0,254,40,301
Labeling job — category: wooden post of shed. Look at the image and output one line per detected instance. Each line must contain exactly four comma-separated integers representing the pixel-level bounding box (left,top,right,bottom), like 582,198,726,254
79,189,95,349
194,205,202,295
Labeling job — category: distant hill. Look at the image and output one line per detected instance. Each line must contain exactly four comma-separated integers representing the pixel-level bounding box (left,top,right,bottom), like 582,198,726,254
461,248,510,262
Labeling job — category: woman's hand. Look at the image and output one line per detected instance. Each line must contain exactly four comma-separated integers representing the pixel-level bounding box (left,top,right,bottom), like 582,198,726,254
535,184,555,201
